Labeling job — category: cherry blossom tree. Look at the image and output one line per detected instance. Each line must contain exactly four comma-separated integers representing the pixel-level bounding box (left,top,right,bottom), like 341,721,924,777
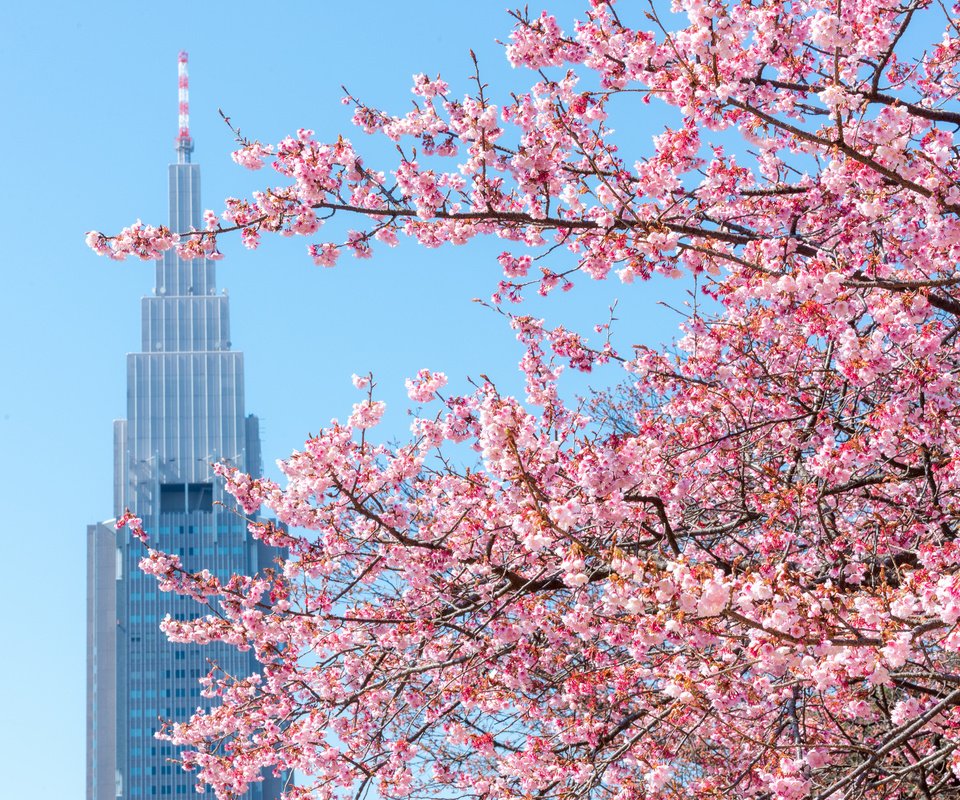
93,0,960,798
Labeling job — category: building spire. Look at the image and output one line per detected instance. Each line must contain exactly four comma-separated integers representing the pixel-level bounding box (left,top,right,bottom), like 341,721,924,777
176,51,193,163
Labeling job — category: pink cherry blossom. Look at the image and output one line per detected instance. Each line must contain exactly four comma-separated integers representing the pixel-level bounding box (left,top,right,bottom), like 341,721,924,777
347,398,386,429
404,369,447,402
231,141,273,170
90,2,960,799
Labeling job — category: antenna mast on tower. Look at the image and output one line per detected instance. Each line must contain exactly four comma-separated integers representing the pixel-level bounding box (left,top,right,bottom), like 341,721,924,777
176,51,193,163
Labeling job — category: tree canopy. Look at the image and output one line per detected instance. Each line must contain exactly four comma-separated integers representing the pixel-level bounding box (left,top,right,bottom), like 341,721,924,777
94,1,960,798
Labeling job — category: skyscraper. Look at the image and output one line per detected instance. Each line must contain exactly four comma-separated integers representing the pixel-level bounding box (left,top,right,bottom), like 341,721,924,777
87,53,283,800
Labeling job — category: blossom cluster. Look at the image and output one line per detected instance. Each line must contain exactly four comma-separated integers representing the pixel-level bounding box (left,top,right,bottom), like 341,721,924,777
91,1,960,799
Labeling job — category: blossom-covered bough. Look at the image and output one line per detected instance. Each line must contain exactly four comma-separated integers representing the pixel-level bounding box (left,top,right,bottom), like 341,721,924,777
94,1,960,798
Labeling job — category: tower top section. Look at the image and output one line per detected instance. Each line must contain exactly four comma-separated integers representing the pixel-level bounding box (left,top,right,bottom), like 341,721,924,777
176,51,193,164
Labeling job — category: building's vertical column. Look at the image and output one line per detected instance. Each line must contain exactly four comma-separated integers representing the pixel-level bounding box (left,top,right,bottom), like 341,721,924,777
86,522,118,800
113,420,128,518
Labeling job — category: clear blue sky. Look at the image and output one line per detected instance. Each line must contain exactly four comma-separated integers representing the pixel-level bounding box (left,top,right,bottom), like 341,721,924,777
0,2,687,796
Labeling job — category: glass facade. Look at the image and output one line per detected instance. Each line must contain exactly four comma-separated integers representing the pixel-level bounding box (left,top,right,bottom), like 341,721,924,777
87,136,284,800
